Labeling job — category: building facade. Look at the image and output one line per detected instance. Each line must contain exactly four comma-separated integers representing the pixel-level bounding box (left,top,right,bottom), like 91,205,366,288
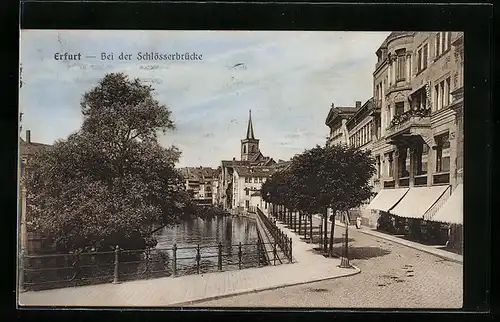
232,166,276,211
325,102,361,146
19,130,53,254
179,167,217,206
354,31,464,230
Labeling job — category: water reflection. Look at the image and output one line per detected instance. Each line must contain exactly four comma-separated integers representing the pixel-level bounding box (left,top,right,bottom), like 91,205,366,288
154,215,260,274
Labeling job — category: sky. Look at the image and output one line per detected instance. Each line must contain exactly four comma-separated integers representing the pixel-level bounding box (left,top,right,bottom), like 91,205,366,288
20,30,390,168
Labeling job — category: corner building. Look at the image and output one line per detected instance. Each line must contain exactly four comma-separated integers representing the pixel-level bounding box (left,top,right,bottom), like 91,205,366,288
360,32,463,242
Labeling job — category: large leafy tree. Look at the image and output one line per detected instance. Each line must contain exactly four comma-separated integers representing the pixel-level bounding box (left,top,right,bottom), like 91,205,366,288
308,144,375,255
25,73,191,252
263,144,375,256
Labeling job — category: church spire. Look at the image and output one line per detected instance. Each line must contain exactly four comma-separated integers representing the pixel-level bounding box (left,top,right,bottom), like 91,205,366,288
246,109,255,139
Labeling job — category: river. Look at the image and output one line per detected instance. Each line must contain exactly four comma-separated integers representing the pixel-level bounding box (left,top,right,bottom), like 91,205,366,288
153,215,262,274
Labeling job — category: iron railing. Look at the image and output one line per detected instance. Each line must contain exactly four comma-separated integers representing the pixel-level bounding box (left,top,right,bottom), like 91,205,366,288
256,208,293,262
20,241,282,292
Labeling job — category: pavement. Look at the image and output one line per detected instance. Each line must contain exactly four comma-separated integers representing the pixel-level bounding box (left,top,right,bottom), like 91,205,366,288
18,217,359,307
192,215,463,308
308,214,462,264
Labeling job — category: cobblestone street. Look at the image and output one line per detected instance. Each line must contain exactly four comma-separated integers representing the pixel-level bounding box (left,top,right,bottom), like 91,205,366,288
191,225,463,308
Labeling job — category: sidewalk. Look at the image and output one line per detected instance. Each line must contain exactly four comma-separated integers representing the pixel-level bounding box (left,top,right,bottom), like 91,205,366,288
311,214,462,264
19,221,359,307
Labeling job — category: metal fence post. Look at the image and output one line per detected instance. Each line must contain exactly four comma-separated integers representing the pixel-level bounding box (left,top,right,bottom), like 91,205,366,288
218,242,222,271
113,245,120,284
273,242,277,266
319,224,323,249
289,237,293,263
256,240,261,267
172,244,177,277
238,242,242,270
196,244,201,274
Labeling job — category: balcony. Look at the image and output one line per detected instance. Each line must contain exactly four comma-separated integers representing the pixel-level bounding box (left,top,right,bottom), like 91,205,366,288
385,108,431,139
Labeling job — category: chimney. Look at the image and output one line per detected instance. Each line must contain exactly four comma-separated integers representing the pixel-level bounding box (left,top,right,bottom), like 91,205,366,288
355,101,362,109
26,130,31,143
331,103,335,108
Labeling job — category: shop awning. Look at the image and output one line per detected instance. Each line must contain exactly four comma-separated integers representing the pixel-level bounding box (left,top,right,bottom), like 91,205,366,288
390,185,450,219
431,184,463,224
367,188,409,212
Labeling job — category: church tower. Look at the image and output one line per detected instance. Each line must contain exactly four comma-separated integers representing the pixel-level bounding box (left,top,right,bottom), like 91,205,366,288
241,110,260,161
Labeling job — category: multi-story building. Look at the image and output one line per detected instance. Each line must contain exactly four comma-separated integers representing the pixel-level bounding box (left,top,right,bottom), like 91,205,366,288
218,110,276,210
357,31,464,232
19,130,53,254
325,102,361,146
231,166,276,212
179,167,217,206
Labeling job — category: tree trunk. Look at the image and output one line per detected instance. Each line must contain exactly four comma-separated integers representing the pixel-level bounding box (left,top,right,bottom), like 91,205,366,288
304,214,307,239
298,212,302,235
344,211,349,261
309,214,313,243
324,208,328,251
284,207,287,225
329,211,336,257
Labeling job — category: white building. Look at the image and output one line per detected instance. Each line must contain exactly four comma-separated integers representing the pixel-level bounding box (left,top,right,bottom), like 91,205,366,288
232,165,276,213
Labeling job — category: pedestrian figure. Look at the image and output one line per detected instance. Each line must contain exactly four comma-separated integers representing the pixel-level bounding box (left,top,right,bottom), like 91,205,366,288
356,216,362,229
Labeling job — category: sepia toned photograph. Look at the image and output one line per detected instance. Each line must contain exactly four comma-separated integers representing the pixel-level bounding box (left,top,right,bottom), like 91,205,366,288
18,30,463,308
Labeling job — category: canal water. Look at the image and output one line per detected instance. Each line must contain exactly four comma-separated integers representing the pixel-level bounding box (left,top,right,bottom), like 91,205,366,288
153,215,262,274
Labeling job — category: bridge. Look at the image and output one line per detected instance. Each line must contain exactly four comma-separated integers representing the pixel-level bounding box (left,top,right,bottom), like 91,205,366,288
253,208,293,265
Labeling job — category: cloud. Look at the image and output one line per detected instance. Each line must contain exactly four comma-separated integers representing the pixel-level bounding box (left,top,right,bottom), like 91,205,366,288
20,30,390,167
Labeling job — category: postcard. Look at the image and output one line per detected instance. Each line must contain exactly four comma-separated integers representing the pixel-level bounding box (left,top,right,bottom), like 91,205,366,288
18,30,463,308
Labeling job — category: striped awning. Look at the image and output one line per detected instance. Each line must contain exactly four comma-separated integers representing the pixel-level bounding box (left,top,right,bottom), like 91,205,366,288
390,185,450,219
367,188,409,212
431,184,463,224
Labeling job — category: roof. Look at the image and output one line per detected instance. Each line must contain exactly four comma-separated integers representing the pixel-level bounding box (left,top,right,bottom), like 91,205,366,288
346,98,375,129
180,167,217,181
233,165,276,178
221,160,251,168
20,138,52,157
246,109,255,140
273,160,292,172
325,105,359,127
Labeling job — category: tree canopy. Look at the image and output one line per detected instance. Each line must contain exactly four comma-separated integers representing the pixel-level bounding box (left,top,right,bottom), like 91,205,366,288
25,73,192,252
262,144,376,214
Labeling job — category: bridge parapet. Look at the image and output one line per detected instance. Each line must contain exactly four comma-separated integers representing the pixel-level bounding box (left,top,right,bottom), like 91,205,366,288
253,208,293,264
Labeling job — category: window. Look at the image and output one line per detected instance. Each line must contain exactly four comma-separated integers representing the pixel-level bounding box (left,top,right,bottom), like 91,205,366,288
423,44,428,69
250,145,255,153
387,152,394,178
254,178,258,183
396,50,406,81
259,177,262,183
245,189,249,196
244,177,248,183
445,77,451,106
243,145,246,153
435,32,441,57
416,144,428,176
435,32,451,58
435,133,451,172
376,155,381,178
395,102,405,116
